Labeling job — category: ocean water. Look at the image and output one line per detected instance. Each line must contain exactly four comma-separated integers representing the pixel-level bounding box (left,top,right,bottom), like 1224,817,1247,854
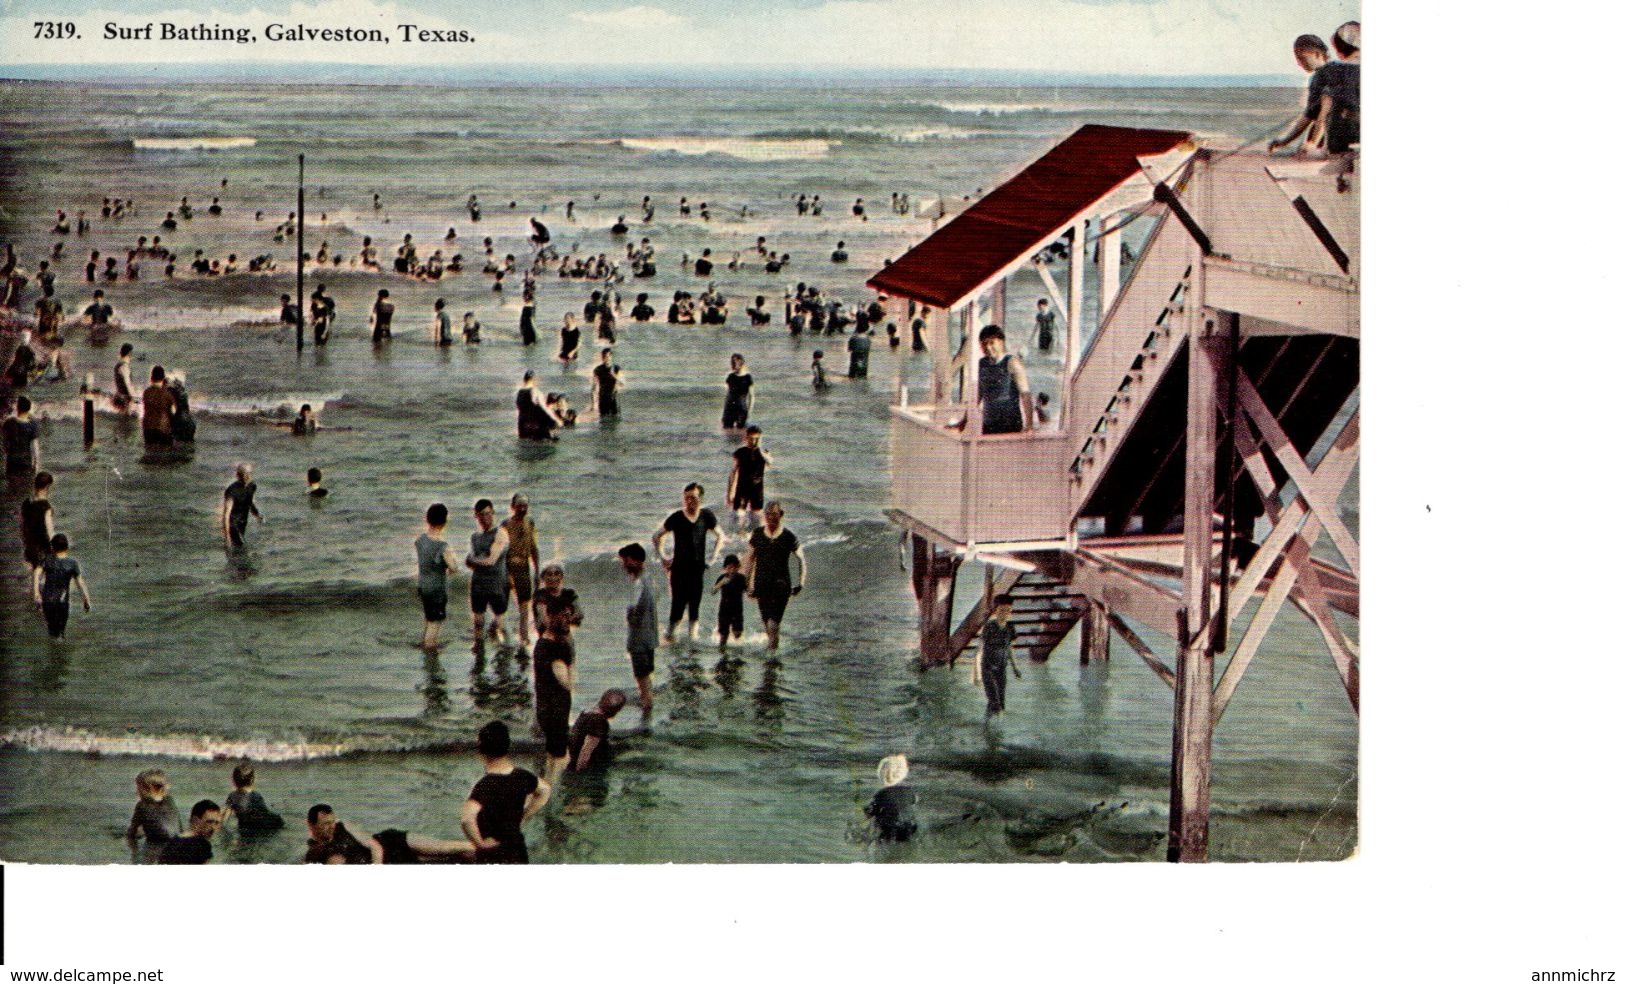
0,79,1355,863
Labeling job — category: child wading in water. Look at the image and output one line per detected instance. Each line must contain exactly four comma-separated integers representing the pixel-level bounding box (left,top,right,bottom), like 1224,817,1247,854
865,754,918,843
713,554,747,653
126,768,180,856
32,532,90,639
223,761,285,833
974,593,1019,716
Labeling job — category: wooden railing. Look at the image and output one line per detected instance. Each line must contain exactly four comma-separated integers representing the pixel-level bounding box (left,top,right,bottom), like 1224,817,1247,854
889,406,1074,546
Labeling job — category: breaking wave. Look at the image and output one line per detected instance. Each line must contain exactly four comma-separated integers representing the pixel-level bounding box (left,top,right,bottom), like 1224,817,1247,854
132,136,258,151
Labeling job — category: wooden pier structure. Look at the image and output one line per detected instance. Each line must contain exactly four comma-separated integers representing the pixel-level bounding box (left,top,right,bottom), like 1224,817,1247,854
870,126,1359,862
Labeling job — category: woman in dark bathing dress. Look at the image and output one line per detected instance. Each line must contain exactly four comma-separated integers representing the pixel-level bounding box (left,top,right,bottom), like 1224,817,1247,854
722,353,752,429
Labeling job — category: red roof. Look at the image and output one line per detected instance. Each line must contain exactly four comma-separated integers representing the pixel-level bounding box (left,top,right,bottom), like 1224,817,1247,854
867,125,1191,310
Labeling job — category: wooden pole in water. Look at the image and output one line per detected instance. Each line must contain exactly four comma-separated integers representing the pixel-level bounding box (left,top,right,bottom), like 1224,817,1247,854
1168,314,1221,863
296,153,305,354
81,373,94,446
1080,598,1109,664
911,534,958,667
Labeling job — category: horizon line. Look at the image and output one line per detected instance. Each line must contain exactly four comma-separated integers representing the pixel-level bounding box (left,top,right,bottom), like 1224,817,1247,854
0,62,1300,88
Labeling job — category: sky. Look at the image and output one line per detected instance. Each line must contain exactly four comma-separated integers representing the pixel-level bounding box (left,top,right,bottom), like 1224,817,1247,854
0,0,1360,76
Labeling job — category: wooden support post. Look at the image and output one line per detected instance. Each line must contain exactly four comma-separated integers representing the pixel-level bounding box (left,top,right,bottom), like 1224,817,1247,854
991,277,1006,327
1080,599,1110,664
962,302,980,431
911,534,960,667
1168,309,1220,864
1067,222,1084,374
1097,210,1122,321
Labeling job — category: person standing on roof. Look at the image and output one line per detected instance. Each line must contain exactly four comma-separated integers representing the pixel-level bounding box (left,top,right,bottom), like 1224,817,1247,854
1268,35,1331,153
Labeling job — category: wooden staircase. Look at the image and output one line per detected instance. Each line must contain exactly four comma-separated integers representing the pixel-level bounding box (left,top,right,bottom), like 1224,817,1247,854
1064,203,1196,520
949,567,1094,664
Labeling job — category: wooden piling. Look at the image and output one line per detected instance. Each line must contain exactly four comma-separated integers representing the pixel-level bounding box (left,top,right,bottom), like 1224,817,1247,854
1167,315,1221,863
911,534,959,667
1080,599,1110,664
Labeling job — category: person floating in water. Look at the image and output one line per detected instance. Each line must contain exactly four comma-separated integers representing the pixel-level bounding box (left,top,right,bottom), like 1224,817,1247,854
303,804,475,865
306,467,328,500
811,350,829,391
864,754,918,844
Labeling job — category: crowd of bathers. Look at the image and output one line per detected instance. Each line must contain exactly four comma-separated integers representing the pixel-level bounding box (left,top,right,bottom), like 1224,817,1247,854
1,163,967,865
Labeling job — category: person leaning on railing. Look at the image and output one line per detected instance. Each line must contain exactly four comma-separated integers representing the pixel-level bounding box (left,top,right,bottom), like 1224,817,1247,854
977,325,1032,434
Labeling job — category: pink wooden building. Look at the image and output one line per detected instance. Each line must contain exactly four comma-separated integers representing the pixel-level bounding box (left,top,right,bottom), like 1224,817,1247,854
870,125,1359,862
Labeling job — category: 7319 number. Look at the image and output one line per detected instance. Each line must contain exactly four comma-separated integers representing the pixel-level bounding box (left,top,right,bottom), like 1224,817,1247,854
34,21,79,39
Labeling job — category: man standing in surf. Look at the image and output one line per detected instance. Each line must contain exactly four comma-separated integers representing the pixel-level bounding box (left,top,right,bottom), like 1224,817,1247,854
653,482,722,644
465,498,510,651
726,425,771,528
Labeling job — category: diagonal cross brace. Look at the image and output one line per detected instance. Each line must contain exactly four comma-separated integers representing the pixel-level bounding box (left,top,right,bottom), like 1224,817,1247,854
1235,374,1360,580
